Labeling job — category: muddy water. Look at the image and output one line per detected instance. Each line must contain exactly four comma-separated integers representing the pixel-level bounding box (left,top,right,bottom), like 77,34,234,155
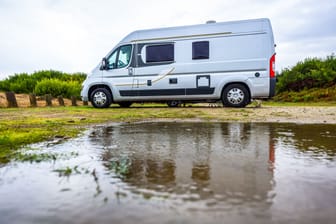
0,122,335,224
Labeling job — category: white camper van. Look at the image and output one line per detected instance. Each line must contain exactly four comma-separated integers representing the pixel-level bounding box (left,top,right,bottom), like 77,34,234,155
81,18,276,108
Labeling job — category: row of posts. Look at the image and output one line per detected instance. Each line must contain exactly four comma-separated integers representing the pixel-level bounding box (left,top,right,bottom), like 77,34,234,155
4,92,88,108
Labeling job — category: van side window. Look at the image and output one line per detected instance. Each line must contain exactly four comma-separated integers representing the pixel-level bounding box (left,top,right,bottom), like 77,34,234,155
107,44,132,69
192,41,209,60
146,44,174,63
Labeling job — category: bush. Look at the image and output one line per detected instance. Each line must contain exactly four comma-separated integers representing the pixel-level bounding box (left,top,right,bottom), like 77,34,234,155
273,85,336,102
0,70,86,97
276,54,336,93
34,79,82,98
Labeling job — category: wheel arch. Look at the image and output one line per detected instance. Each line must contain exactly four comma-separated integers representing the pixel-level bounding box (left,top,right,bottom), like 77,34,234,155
221,82,251,102
88,84,113,102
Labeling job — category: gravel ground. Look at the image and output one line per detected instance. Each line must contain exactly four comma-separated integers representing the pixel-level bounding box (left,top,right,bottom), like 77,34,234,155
1,93,335,124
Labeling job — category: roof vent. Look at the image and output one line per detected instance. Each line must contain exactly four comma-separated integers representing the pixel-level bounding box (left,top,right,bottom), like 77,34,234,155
206,20,216,24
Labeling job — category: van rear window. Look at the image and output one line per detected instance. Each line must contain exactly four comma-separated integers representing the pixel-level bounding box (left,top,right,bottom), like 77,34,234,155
192,41,209,60
146,44,174,63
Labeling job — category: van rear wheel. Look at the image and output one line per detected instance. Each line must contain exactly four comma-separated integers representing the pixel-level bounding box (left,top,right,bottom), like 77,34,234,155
222,84,250,108
90,88,112,108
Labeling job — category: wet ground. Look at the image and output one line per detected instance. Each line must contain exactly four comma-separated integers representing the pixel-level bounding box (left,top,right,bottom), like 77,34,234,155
0,122,335,224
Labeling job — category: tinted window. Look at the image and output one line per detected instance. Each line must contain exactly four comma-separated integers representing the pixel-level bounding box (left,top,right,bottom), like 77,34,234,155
192,41,209,60
146,44,174,63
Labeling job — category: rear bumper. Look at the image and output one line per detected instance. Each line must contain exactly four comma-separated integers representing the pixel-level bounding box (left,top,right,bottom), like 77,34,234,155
269,77,276,97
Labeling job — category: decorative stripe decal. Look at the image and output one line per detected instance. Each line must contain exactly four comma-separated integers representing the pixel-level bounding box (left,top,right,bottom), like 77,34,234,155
105,68,267,79
115,67,175,87
131,31,266,43
119,87,215,97
131,32,232,43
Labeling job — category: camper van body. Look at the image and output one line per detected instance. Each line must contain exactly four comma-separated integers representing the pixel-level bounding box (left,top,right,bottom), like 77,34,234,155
81,18,276,108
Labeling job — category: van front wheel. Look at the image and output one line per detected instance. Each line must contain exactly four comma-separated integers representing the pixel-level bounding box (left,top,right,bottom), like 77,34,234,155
90,88,112,108
222,84,250,108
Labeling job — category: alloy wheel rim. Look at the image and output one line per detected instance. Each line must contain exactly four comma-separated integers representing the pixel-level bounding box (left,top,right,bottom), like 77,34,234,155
227,88,244,104
93,92,107,106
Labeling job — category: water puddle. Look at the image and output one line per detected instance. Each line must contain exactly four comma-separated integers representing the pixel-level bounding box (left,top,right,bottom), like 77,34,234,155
0,122,335,224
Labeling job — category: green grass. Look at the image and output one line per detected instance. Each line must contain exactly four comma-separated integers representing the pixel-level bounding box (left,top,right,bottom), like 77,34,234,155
273,85,336,103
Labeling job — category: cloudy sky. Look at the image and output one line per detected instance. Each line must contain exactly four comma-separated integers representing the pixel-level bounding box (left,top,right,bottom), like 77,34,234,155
0,0,335,79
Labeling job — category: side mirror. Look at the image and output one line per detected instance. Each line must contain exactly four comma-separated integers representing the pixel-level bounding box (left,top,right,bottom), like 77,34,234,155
100,57,108,70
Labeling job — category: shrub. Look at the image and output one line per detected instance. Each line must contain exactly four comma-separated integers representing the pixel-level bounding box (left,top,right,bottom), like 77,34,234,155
0,70,86,96
9,78,37,93
34,79,82,98
276,54,336,93
273,85,336,102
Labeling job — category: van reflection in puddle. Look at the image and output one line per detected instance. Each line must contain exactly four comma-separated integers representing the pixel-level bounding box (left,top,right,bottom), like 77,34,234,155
1,122,335,224
94,123,276,208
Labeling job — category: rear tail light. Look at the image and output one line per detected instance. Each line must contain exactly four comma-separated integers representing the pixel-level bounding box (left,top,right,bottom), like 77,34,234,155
270,53,276,78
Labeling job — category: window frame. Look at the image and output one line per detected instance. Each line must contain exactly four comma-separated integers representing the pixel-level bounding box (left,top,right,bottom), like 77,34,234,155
145,43,175,64
192,41,210,60
106,44,133,70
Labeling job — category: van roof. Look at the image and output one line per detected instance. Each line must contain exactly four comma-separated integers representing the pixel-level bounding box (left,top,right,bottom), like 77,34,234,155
119,18,271,44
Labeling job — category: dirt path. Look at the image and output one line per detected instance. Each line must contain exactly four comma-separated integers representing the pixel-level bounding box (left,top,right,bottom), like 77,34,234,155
144,106,336,124
1,105,335,124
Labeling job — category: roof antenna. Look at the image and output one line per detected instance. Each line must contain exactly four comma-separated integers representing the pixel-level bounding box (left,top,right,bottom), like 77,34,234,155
206,20,216,24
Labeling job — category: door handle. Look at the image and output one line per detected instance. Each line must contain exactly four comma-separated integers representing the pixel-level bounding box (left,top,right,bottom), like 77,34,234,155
128,67,133,76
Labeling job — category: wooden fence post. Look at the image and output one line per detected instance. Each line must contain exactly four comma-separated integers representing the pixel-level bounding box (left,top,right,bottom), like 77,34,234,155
71,96,77,106
45,94,52,106
58,96,65,106
29,93,37,107
5,92,18,108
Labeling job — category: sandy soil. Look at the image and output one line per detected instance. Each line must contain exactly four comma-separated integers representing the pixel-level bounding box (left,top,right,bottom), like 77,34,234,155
231,106,336,124
142,106,336,124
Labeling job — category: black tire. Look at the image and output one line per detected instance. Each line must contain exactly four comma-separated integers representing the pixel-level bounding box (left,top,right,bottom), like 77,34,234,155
118,102,133,108
222,84,250,108
90,88,112,108
167,100,180,107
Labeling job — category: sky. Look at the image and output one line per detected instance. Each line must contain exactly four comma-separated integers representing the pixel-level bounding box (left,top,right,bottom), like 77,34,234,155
0,0,335,79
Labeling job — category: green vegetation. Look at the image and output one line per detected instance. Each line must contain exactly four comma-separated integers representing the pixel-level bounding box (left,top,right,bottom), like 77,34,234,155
106,157,132,177
275,54,336,102
273,85,336,102
34,79,81,98
13,150,79,163
0,108,85,163
54,166,81,177
0,70,86,98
